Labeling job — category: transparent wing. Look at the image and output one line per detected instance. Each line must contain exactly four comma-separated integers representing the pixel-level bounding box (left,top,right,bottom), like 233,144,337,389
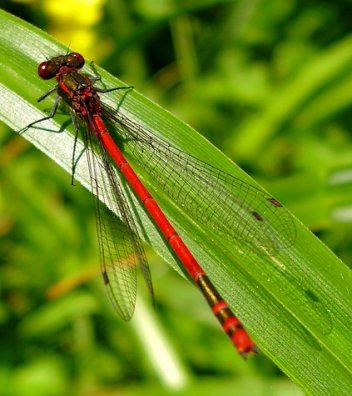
98,106,333,338
103,108,296,257
80,118,153,321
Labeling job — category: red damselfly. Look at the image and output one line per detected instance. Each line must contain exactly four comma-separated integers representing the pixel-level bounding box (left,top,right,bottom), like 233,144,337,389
20,52,296,357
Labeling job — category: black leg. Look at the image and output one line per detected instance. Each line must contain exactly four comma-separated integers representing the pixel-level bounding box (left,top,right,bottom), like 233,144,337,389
37,85,58,102
88,61,134,94
18,95,61,135
70,111,85,186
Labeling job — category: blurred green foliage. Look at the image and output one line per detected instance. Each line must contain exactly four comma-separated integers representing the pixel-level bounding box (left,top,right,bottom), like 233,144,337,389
1,0,352,395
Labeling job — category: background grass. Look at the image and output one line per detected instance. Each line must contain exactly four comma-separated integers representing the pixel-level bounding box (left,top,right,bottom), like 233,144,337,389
1,1,352,395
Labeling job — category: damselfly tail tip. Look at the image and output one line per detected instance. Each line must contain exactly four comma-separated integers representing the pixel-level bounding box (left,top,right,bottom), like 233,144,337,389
239,344,259,359
232,328,258,358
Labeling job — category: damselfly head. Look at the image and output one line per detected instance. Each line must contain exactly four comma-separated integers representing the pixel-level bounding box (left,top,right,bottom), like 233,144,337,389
38,52,85,80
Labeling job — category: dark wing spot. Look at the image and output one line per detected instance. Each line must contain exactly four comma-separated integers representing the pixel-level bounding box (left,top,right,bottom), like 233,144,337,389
267,197,283,207
102,271,109,285
252,211,264,221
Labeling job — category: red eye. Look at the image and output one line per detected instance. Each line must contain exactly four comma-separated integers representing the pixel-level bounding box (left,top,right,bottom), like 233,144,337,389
38,61,58,80
65,52,85,69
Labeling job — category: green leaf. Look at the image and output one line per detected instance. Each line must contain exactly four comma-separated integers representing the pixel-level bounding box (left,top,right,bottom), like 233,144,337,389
1,10,352,394
232,34,352,160
19,291,99,337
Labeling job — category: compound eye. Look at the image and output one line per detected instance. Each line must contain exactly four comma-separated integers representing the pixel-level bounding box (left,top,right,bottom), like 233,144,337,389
65,52,85,69
38,61,58,80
